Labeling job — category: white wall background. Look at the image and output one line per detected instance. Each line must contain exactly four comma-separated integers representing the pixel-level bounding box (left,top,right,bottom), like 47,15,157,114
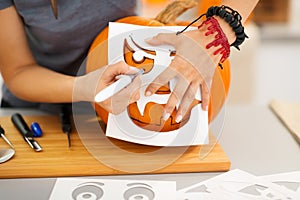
228,0,300,106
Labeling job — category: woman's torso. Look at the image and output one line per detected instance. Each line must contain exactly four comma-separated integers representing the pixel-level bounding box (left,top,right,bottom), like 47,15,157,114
0,0,137,110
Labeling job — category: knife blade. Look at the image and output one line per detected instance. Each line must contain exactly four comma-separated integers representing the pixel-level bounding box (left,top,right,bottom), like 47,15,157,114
0,125,14,149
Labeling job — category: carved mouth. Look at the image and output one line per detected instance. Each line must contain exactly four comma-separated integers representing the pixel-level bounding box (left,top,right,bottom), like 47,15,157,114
136,93,171,116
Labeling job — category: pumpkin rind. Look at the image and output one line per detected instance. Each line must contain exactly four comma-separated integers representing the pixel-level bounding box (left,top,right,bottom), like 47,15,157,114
86,0,230,131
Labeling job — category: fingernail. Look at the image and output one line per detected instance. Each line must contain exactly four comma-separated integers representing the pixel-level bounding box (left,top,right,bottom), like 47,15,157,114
205,105,208,111
145,91,152,97
175,115,182,123
115,75,121,79
145,37,153,43
129,67,140,73
134,93,140,100
162,111,170,121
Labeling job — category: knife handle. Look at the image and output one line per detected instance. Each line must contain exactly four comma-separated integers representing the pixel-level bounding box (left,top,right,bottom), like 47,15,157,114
11,113,34,137
59,106,71,124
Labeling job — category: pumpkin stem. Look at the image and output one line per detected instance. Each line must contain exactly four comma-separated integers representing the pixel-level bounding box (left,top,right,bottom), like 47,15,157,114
154,0,198,24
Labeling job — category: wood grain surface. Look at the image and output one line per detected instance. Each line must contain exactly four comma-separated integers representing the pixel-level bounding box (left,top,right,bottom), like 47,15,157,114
0,115,230,178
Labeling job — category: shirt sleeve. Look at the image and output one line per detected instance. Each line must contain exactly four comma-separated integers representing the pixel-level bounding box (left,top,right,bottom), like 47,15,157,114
0,0,14,10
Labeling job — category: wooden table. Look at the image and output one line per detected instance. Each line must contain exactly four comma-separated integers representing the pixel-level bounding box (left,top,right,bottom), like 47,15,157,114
0,114,230,178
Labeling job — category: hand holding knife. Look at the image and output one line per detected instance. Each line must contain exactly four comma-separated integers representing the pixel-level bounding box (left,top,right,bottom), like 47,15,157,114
11,113,42,152
94,68,144,102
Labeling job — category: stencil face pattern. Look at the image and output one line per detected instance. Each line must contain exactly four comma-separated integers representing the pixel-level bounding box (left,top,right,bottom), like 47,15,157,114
49,178,175,200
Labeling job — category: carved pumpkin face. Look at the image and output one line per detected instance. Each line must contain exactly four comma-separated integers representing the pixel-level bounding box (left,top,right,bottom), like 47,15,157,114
123,35,200,132
86,0,230,132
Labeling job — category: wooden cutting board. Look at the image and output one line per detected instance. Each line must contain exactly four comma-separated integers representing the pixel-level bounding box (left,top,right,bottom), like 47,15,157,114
0,115,230,178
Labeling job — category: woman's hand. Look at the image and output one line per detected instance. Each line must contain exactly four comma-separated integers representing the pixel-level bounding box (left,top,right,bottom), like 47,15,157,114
145,25,223,123
74,61,141,114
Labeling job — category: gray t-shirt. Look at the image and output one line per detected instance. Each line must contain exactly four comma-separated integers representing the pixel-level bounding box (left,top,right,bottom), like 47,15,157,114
0,0,136,111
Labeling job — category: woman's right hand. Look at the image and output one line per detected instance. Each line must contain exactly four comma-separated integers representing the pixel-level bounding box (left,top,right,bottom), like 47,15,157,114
74,61,141,114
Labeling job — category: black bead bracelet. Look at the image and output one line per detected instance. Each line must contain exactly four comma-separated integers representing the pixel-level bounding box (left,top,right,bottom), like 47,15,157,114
206,5,248,50
175,5,249,69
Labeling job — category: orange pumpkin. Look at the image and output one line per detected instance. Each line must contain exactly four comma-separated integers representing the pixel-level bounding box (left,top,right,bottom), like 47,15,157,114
86,0,230,132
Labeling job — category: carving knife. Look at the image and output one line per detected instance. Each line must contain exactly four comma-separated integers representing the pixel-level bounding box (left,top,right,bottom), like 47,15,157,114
59,105,72,148
94,68,144,103
0,125,14,149
11,113,42,152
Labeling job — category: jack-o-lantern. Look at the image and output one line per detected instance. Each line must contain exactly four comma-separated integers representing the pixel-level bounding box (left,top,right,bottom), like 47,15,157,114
86,0,230,132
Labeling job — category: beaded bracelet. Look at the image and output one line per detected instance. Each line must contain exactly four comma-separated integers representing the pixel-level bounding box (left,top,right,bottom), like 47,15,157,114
206,5,248,50
177,5,248,51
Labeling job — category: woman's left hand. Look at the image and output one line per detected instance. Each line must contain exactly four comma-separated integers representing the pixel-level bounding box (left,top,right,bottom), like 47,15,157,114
145,27,222,123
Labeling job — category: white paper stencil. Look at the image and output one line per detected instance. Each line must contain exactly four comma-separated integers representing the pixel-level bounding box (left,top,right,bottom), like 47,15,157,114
49,178,176,200
261,171,300,199
106,22,208,146
178,169,296,200
49,170,300,200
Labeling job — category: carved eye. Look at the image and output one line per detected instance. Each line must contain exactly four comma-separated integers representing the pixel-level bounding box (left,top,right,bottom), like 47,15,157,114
123,36,155,74
72,182,104,200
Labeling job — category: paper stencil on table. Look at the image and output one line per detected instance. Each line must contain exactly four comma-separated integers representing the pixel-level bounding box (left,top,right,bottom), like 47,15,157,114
177,169,296,200
49,178,176,200
106,22,208,146
49,170,300,200
261,171,300,199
